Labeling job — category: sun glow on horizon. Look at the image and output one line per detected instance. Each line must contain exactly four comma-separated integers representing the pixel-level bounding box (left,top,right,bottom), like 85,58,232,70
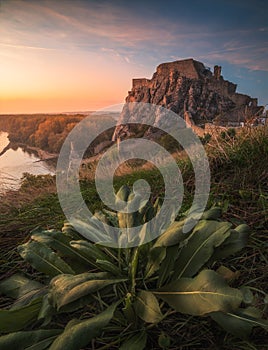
0,43,138,113
0,0,267,114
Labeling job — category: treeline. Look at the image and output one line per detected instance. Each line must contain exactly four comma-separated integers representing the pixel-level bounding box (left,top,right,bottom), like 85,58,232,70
0,114,84,153
0,114,115,154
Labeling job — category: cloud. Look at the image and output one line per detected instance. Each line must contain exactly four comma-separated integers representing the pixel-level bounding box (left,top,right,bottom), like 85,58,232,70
0,0,267,73
0,0,208,51
0,42,57,51
100,47,131,64
198,39,268,71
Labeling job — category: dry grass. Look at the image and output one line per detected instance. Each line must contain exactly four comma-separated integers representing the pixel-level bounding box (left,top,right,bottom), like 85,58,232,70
0,126,267,349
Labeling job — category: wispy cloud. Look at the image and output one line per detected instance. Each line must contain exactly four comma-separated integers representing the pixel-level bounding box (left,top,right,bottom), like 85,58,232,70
197,40,268,71
101,47,131,64
1,0,266,71
0,0,210,52
0,0,267,112
0,42,57,51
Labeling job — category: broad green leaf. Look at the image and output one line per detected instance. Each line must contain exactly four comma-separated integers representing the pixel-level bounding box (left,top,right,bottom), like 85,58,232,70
95,259,123,276
119,331,147,350
70,240,111,265
216,266,240,282
117,212,136,229
135,290,163,324
153,220,186,248
0,329,62,350
0,298,42,332
155,269,242,316
61,222,82,240
0,274,43,299
11,288,47,310
145,247,166,278
38,294,55,326
145,217,194,279
201,207,222,220
31,229,74,257
49,303,118,350
157,245,181,288
25,337,57,350
140,201,154,222
50,272,125,310
31,230,100,270
70,218,107,243
172,220,232,279
234,224,250,235
1,276,46,311
209,226,249,262
94,210,111,224
102,209,119,227
210,307,268,338
54,294,94,314
17,241,74,277
116,185,130,201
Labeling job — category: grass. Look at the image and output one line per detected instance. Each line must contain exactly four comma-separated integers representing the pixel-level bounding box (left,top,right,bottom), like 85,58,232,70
0,126,267,349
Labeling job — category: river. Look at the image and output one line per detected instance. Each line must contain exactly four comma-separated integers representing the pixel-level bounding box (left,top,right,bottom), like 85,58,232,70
0,131,55,193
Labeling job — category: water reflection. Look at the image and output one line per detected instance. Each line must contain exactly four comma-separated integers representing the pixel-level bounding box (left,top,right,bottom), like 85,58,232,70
0,132,55,192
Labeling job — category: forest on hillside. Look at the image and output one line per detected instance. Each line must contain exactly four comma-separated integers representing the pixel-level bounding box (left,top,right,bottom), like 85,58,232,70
0,114,84,153
0,114,116,154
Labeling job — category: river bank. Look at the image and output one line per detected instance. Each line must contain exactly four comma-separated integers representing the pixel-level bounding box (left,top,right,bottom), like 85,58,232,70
0,133,56,193
24,145,58,162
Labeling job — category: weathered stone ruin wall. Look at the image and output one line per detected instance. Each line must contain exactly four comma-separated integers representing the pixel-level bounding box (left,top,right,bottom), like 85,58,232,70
184,111,205,137
206,79,237,97
156,59,203,79
132,78,151,89
127,58,261,123
113,58,263,141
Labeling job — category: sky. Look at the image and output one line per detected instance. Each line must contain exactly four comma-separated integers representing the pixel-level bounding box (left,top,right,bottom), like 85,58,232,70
0,0,267,114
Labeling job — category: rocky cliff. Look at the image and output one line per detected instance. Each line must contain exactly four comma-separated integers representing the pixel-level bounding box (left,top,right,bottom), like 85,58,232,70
113,58,262,140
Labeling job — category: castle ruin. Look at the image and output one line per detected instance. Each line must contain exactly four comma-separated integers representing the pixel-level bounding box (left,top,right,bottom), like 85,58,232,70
127,58,262,124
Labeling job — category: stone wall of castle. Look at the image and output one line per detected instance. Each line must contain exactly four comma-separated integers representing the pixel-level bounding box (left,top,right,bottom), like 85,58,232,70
155,59,203,79
128,58,261,121
113,59,263,141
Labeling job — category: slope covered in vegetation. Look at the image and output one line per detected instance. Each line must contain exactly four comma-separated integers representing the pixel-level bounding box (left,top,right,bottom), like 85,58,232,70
0,126,267,349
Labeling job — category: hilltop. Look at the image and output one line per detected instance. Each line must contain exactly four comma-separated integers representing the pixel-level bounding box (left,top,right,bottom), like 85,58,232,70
128,58,262,122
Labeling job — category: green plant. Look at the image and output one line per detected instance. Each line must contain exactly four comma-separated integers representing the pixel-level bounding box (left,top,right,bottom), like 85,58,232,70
227,128,236,138
0,185,267,349
159,134,182,152
220,128,236,140
200,133,212,145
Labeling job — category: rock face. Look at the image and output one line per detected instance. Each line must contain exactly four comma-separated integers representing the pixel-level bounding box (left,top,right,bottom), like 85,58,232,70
113,59,262,140
129,58,262,121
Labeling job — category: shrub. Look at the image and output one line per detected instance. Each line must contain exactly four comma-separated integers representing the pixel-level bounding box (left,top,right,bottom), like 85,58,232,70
0,186,267,349
200,133,212,144
227,128,236,138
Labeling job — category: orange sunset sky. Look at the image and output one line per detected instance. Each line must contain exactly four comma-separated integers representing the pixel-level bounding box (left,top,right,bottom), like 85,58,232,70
0,0,267,114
